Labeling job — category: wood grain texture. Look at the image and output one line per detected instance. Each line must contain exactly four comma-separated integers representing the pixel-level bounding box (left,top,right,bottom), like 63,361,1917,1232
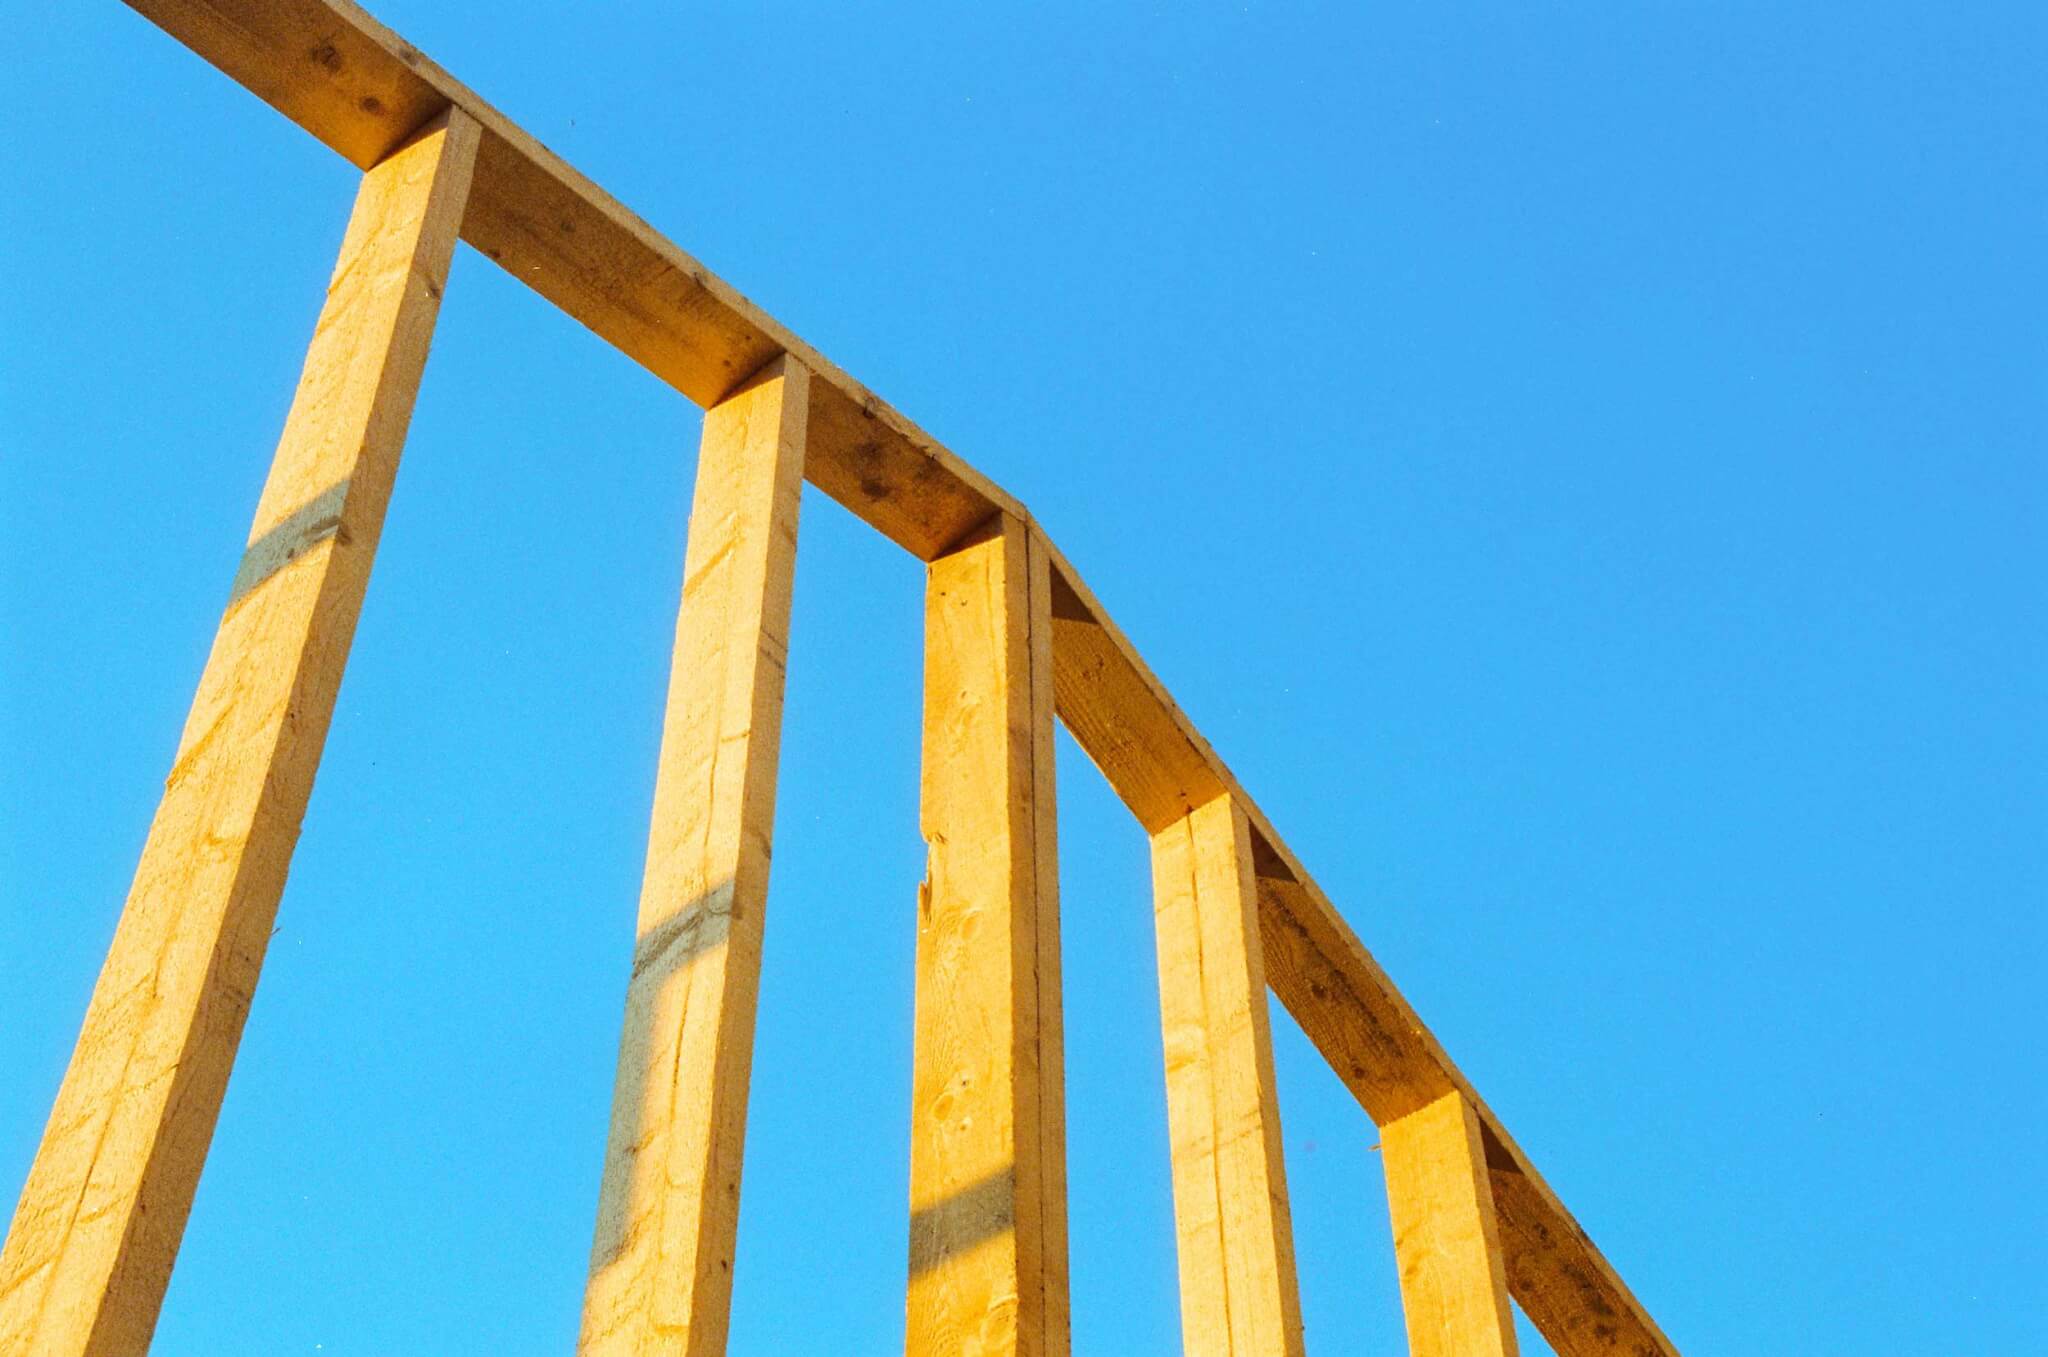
1253,863,1676,1357
1043,532,1677,1357
578,357,811,1357
1383,1091,1519,1357
908,515,1069,1357
1150,796,1305,1357
1487,1133,1670,1357
91,5,1683,1351
0,108,479,1357
121,0,1019,560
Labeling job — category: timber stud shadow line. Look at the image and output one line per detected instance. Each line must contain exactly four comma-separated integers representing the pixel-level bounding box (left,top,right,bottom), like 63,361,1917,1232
0,4,1685,1357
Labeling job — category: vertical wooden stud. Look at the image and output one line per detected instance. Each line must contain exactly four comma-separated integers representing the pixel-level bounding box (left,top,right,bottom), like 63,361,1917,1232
906,514,1068,1357
1382,1089,1520,1357
0,108,480,1357
578,355,811,1357
1149,794,1306,1357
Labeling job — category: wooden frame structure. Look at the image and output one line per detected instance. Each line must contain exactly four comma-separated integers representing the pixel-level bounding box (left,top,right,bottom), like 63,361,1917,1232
1,5,1683,1355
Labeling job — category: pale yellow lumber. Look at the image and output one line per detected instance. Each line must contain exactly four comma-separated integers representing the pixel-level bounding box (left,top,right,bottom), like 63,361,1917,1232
92,5,1682,1350
907,515,1068,1357
122,0,1019,559
577,356,811,1357
0,108,479,1357
1044,535,1678,1357
1382,1090,1519,1357
1149,795,1305,1357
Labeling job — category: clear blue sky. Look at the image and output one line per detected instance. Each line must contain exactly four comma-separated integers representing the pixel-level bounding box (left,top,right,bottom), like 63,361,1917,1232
3,2,2042,1352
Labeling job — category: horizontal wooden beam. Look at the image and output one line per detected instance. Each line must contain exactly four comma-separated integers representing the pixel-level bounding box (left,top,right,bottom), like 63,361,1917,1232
1037,530,1676,1357
121,0,1016,561
108,4,1678,1352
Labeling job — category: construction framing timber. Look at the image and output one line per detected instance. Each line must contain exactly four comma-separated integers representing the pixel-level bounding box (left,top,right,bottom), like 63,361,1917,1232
1,4,1683,1355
